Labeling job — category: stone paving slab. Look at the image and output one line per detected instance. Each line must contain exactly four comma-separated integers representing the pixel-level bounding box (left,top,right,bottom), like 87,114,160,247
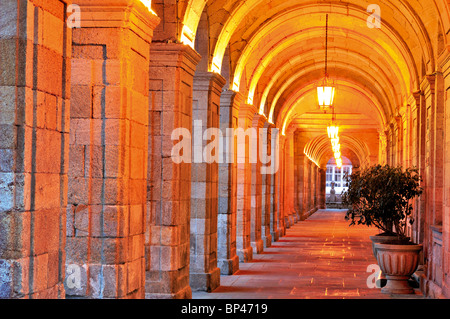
193,209,424,299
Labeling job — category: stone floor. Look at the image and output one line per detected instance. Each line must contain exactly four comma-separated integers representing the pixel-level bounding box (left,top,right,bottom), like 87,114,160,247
193,209,425,299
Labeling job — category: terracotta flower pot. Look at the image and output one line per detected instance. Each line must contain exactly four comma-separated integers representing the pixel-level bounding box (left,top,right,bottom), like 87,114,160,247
369,234,406,287
369,234,408,258
374,242,422,294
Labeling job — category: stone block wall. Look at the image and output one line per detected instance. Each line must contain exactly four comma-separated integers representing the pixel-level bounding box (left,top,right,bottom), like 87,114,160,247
0,0,71,299
66,0,159,299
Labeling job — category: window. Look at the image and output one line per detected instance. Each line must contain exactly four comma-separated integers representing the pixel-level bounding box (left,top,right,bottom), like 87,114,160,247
326,166,333,187
326,157,352,195
333,167,341,187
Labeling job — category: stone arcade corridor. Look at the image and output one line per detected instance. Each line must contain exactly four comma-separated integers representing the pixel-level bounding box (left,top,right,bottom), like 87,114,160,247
193,209,423,299
1,0,450,300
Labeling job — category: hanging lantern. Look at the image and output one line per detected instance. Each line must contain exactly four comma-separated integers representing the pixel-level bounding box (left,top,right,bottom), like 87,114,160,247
317,14,336,111
317,78,336,111
327,123,339,139
331,137,340,152
336,157,343,168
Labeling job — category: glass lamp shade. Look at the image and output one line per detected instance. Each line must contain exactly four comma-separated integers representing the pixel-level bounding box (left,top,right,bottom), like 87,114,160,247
327,124,339,139
331,137,340,152
317,77,336,110
336,157,343,168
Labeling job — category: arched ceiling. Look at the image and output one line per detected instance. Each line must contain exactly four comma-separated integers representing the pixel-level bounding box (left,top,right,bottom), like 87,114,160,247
303,133,377,169
163,0,449,164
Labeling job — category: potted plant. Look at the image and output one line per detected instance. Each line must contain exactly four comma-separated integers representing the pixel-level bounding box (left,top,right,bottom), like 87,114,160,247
342,164,423,294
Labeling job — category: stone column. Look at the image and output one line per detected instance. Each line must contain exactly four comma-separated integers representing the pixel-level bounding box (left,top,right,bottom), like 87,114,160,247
294,131,310,220
293,132,301,221
421,73,445,298
189,71,226,292
250,114,266,254
303,158,312,217
261,123,274,248
236,104,257,262
285,134,296,225
410,90,426,245
0,0,71,299
269,127,281,241
313,165,318,211
318,168,326,209
441,51,450,298
217,90,241,275
146,43,201,299
66,0,159,299
278,135,286,237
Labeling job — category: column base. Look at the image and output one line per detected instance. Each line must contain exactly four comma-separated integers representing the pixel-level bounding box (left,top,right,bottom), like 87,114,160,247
190,267,221,293
441,279,450,299
424,277,445,299
145,270,192,299
271,230,281,242
218,256,240,275
288,214,295,226
251,239,264,254
285,216,291,228
145,285,192,299
263,234,273,248
237,246,253,262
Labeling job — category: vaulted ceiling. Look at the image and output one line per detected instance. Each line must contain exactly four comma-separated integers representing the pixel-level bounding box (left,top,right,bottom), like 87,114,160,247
153,0,449,166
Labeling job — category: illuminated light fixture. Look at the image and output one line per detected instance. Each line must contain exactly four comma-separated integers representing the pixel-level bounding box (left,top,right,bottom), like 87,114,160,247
180,25,195,48
331,137,340,150
334,151,341,159
317,14,336,112
336,157,343,168
327,124,339,139
140,0,157,15
317,84,336,110
332,144,340,154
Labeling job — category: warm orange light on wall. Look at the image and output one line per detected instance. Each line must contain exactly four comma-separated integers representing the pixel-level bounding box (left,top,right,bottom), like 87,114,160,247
140,0,157,15
180,25,195,48
210,56,222,74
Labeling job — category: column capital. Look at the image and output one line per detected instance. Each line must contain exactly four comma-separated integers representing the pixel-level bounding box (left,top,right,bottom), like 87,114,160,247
252,113,267,128
194,71,227,93
150,43,201,76
220,90,242,126
437,47,450,76
408,90,422,111
74,0,160,40
221,90,243,106
239,104,258,122
420,73,436,96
